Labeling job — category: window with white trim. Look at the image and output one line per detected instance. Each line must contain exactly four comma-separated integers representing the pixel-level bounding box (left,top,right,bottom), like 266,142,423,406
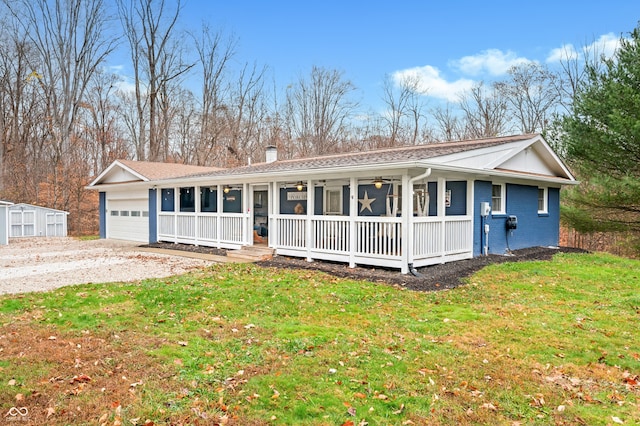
538,187,548,214
491,183,505,214
324,188,343,215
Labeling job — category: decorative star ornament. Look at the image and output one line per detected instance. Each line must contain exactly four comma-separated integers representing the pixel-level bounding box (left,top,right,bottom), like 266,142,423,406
359,190,376,213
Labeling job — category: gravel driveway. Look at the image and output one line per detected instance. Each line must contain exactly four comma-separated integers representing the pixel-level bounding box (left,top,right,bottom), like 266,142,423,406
0,237,212,295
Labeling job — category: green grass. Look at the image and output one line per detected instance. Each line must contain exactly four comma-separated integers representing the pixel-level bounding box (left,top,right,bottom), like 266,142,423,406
0,253,638,425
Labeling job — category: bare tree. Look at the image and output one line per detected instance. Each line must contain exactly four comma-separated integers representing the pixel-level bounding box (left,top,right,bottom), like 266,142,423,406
117,0,194,162
432,104,467,141
555,41,607,114
80,68,128,174
223,63,268,166
2,0,116,209
284,66,358,156
192,24,236,165
381,73,427,146
495,63,560,134
459,82,509,139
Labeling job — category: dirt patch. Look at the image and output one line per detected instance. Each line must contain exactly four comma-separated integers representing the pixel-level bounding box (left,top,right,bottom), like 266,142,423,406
0,238,211,295
149,242,587,291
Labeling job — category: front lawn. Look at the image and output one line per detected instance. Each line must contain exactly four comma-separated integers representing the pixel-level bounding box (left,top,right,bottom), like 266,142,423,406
0,252,638,425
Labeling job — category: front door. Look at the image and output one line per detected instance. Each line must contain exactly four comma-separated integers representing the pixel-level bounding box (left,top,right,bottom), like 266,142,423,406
252,186,269,245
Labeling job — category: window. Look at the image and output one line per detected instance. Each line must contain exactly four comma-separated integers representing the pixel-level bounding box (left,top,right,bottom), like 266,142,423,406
538,187,548,214
131,211,141,217
200,187,217,212
180,187,195,212
142,211,149,217
491,183,505,214
120,210,129,217
110,210,119,216
161,188,175,212
324,188,342,215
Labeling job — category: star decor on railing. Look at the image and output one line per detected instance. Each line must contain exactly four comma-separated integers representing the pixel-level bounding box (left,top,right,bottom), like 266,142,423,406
359,190,376,213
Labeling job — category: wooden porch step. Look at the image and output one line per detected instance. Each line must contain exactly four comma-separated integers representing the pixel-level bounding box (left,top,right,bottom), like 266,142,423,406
227,245,274,262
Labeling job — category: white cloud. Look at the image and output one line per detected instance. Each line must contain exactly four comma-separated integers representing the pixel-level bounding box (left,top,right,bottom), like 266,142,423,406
546,33,622,63
392,65,475,102
547,43,578,63
451,49,532,76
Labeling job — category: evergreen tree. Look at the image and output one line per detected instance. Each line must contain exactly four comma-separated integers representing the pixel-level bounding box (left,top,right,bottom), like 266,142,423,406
561,23,640,242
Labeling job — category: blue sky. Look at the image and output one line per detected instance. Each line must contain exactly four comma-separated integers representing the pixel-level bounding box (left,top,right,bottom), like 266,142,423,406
157,1,638,111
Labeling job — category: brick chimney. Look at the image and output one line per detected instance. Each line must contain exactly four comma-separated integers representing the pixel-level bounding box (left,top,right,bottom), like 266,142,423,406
266,145,278,163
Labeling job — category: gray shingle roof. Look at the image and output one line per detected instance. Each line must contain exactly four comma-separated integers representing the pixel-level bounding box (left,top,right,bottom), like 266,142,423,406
118,160,221,180
182,134,536,179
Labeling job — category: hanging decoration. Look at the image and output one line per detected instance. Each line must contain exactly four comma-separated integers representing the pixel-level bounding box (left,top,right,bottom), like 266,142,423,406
359,190,376,213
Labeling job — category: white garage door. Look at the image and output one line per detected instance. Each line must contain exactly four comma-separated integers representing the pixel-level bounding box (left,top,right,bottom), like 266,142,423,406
107,198,149,242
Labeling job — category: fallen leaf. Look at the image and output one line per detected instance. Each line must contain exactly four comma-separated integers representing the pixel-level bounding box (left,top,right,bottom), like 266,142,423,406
393,403,405,414
177,341,188,346
611,417,624,424
8,379,16,386
481,402,497,411
99,413,108,423
347,406,356,416
15,393,24,401
354,392,366,399
46,407,55,418
341,421,355,426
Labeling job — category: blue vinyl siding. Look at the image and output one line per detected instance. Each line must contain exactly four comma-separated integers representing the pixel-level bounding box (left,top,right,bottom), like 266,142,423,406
148,188,157,243
99,192,106,239
473,181,560,255
445,181,467,216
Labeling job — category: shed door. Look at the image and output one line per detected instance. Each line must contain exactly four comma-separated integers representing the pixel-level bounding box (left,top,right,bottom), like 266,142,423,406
107,198,149,242
46,213,65,236
10,210,35,237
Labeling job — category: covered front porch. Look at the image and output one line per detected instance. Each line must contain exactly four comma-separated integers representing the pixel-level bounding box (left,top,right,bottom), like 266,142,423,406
155,169,475,274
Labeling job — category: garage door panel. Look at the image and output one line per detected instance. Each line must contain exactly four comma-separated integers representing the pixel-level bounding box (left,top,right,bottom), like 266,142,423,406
107,198,149,242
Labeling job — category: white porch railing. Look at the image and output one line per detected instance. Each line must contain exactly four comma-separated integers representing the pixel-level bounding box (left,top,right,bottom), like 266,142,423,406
411,215,473,266
158,210,473,270
355,217,402,258
276,216,306,249
312,216,349,252
158,212,245,247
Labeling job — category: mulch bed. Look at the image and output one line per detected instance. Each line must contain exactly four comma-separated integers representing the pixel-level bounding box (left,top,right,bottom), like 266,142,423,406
143,242,586,292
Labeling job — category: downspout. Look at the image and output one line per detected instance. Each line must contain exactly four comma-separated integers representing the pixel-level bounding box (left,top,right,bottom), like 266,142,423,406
407,168,432,276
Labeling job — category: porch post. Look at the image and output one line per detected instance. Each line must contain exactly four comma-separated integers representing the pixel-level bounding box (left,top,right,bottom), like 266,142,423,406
194,185,200,246
467,179,475,254
173,187,179,242
306,179,314,262
438,177,446,263
216,184,223,249
348,177,357,268
243,183,250,245
271,181,279,248
400,173,410,274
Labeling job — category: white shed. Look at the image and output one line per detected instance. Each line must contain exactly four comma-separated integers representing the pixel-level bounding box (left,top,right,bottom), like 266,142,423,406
8,203,69,238
0,201,12,245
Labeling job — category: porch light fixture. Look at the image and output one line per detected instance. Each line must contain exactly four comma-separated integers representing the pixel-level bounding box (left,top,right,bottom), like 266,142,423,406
296,181,305,191
223,185,231,194
373,177,384,189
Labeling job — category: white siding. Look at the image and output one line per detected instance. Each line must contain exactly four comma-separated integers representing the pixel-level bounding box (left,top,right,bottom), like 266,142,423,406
8,204,68,237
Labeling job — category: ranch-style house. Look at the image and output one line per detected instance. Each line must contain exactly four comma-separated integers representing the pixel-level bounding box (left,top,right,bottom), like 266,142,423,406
88,134,576,274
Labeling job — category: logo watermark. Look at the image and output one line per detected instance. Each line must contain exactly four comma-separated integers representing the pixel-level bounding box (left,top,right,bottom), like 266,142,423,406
4,407,28,422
